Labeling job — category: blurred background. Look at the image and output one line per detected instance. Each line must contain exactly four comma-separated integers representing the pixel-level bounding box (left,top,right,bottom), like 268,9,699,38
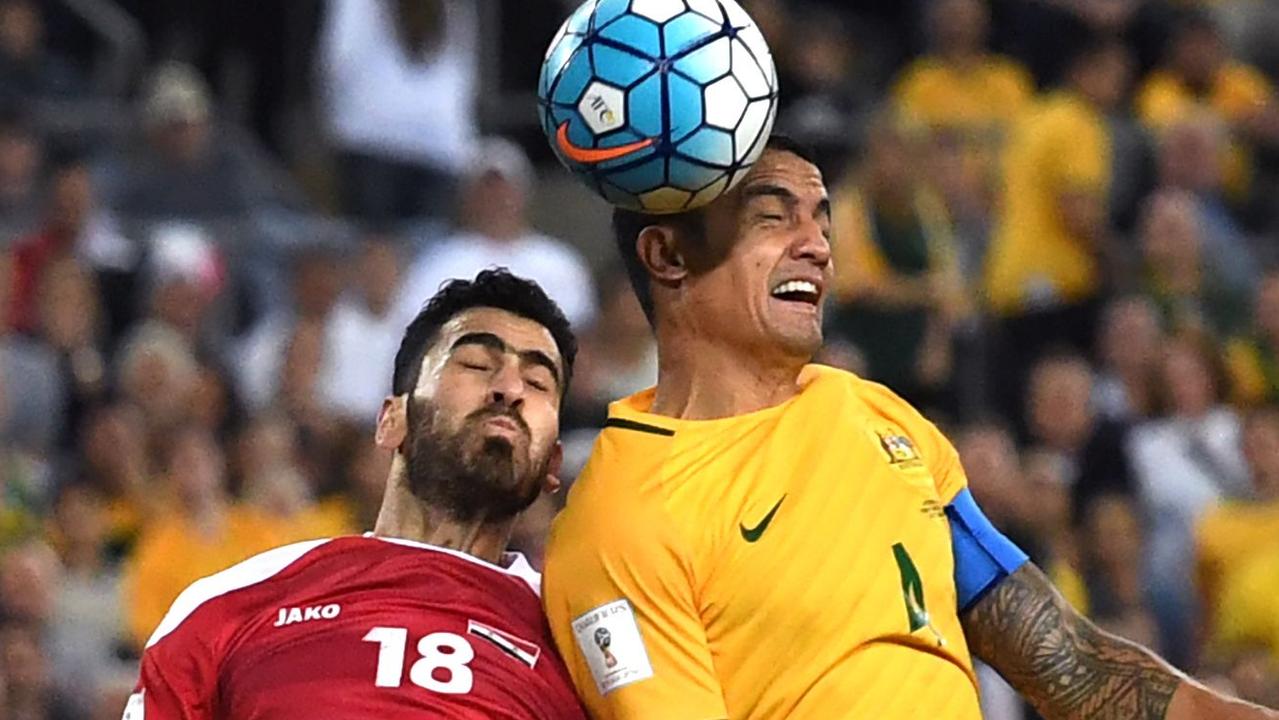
0,0,1278,717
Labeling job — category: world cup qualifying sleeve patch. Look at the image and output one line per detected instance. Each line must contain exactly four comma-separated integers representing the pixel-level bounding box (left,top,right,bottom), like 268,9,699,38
572,599,654,696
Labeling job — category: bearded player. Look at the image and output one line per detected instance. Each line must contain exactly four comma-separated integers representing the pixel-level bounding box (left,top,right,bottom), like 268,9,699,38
126,269,586,719
542,137,1278,720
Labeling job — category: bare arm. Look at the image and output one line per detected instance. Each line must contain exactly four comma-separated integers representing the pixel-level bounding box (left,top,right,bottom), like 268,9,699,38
962,563,1278,720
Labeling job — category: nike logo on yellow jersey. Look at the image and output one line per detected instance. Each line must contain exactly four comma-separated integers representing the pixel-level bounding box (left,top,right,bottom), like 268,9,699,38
740,495,786,542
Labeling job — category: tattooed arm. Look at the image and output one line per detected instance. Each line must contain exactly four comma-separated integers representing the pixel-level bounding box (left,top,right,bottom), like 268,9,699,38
961,563,1279,720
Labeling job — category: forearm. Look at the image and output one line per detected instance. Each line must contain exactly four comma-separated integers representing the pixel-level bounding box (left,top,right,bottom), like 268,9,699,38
1168,681,1279,720
962,564,1276,720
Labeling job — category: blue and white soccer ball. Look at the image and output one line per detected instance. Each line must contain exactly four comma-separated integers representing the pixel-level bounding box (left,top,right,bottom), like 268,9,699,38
538,0,778,214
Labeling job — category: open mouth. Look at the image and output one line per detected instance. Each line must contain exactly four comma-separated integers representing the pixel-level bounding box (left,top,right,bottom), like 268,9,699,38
770,279,822,306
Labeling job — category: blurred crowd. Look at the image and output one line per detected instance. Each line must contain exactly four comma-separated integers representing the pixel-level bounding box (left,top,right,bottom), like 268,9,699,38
1,0,1278,718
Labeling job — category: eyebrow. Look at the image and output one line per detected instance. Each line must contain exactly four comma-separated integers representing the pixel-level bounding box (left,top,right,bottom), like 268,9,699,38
451,332,562,386
742,183,831,223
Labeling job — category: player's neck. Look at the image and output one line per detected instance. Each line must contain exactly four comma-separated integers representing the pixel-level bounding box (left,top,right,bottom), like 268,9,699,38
648,329,806,420
372,469,515,566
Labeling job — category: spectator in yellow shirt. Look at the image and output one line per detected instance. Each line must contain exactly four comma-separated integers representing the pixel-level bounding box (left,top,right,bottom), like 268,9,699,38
827,109,966,409
1226,272,1279,407
1196,404,1279,659
232,412,355,544
1135,189,1252,340
1136,9,1279,202
122,425,283,650
984,36,1131,426
893,0,1034,210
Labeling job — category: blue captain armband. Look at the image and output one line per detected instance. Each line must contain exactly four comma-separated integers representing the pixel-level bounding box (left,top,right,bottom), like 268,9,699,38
946,488,1030,612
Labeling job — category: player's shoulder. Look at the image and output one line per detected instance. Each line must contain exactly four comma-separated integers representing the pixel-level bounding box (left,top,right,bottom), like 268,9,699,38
552,399,683,549
805,364,918,416
578,387,676,474
145,538,335,649
817,366,950,444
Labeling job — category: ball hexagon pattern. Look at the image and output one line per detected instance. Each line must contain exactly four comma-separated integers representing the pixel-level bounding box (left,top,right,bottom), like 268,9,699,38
538,0,778,213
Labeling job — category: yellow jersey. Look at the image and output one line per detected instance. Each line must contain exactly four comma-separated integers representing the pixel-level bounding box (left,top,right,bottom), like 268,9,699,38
1196,500,1279,653
984,91,1111,315
123,505,285,648
544,365,981,719
1136,63,1273,198
893,55,1034,138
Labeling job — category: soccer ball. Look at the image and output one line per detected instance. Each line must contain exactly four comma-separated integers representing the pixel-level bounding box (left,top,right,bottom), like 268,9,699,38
538,0,778,214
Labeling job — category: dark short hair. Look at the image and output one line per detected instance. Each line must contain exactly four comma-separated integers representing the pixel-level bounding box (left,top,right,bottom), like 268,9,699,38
611,133,818,324
391,268,577,397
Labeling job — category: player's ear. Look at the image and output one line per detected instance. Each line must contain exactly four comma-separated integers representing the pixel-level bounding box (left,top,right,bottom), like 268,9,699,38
375,395,408,450
636,224,687,285
543,442,564,494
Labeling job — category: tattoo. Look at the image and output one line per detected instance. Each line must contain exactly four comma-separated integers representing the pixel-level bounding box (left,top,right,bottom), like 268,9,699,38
961,564,1181,720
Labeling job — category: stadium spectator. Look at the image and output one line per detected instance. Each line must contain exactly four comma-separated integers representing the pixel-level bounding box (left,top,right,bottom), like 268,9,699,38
109,63,264,220
116,322,200,462
1196,404,1279,657
0,0,81,105
0,109,41,238
1136,9,1279,205
8,155,136,337
318,0,478,222
1093,294,1165,421
1136,189,1251,339
33,258,109,449
1129,333,1252,665
984,36,1132,426
826,109,966,409
188,358,241,440
75,402,153,561
121,424,281,649
955,421,1035,549
45,482,129,718
1078,492,1161,650
276,317,343,448
0,538,59,624
395,137,597,330
0,322,63,467
1020,448,1088,611
1024,352,1137,520
773,5,867,170
1212,560,1279,689
1227,272,1279,406
141,223,228,357
236,245,342,410
232,412,350,544
0,620,77,720
892,0,1033,213
1155,111,1260,293
318,234,403,423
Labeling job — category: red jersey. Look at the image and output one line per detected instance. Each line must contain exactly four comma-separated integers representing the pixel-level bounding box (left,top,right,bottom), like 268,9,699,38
125,535,586,719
